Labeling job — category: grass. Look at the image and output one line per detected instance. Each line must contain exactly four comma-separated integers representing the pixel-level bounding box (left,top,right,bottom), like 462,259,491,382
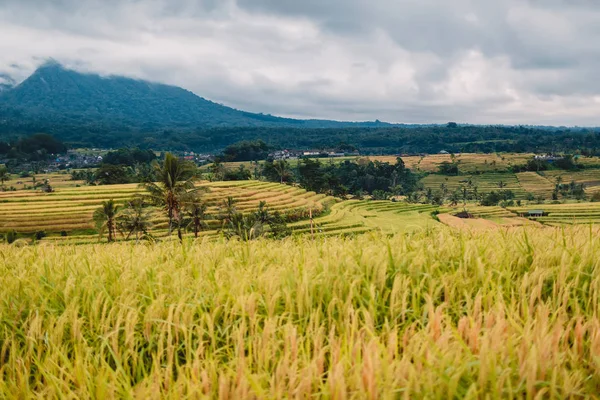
1,228,600,397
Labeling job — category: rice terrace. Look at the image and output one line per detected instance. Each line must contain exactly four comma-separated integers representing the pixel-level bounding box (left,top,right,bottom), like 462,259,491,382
4,2,600,397
2,148,600,398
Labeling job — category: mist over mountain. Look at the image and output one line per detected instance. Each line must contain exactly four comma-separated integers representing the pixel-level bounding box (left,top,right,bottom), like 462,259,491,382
0,62,393,130
0,73,15,92
2,63,600,155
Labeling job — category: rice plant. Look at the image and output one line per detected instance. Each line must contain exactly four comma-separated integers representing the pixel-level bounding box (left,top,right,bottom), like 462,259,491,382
1,227,599,398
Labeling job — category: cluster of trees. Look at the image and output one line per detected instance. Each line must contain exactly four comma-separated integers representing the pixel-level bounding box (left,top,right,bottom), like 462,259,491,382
552,178,586,200
8,113,600,154
22,124,600,155
70,148,160,185
0,133,66,161
219,140,271,162
102,148,157,166
217,198,290,241
93,154,210,242
92,153,291,243
511,155,582,173
77,163,158,185
260,157,418,199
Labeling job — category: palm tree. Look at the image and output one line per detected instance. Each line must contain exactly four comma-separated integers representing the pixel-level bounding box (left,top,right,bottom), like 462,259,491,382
219,196,238,224
273,160,291,184
223,212,264,241
461,186,469,210
449,191,460,207
93,199,120,242
254,201,271,224
209,161,226,181
181,193,209,238
0,166,9,187
142,153,197,236
117,199,152,243
440,183,448,200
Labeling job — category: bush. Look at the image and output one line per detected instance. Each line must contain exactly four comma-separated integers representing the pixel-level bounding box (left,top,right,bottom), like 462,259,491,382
5,230,17,244
438,162,459,175
34,231,47,240
480,190,514,206
60,230,68,237
372,190,390,200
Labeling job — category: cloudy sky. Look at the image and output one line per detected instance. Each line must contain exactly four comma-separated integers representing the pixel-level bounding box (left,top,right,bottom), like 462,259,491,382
1,0,600,125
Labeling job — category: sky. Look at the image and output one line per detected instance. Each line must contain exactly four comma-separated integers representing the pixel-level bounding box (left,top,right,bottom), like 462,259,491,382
1,0,600,126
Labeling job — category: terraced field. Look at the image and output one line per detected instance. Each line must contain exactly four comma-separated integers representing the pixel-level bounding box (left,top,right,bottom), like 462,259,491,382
289,200,442,237
508,202,600,226
2,171,85,190
420,172,528,198
7,173,600,245
515,172,554,197
0,181,334,243
541,169,600,193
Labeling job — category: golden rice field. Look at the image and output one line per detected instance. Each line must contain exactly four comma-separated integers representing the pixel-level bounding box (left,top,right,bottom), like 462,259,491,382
2,172,84,190
542,170,600,193
1,228,600,398
508,202,600,226
515,172,555,197
0,181,334,242
420,172,529,199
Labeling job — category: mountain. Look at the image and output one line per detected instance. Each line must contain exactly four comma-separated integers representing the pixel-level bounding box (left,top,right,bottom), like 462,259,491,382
0,73,15,93
0,62,393,130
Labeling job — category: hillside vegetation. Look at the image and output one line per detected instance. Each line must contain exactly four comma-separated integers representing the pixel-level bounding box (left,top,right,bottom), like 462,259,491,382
3,64,600,153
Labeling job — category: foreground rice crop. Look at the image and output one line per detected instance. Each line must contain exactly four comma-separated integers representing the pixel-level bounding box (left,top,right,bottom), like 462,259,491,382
1,227,599,398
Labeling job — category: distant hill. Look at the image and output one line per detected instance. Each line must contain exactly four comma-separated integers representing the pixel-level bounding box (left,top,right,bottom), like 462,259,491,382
2,62,600,155
0,62,393,129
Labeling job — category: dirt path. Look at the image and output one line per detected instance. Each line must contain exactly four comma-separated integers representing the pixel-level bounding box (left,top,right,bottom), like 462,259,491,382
438,213,544,231
438,213,499,231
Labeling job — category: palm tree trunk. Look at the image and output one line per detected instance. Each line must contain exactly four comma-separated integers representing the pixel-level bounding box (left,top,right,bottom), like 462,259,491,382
108,220,114,242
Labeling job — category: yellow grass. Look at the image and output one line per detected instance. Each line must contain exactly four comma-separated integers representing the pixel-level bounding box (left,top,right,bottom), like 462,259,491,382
1,228,600,398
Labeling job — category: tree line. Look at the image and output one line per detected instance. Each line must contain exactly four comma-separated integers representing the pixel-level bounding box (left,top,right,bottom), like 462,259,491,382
6,123,600,154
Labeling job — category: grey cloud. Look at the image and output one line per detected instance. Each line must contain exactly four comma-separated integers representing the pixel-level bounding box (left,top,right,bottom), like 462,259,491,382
1,0,600,125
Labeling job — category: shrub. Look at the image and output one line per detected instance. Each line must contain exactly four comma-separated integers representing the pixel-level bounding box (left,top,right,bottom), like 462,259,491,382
5,230,17,244
34,231,46,241
372,190,390,200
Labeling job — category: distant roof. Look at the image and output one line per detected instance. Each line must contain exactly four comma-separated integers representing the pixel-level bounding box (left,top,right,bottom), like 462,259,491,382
528,210,544,214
